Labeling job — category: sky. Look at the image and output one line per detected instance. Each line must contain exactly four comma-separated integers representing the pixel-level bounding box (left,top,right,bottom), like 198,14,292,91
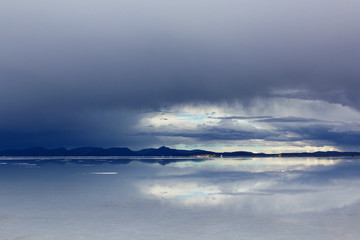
1,0,360,152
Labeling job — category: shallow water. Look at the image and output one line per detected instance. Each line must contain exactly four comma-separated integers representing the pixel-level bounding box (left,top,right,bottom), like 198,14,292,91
0,156,360,239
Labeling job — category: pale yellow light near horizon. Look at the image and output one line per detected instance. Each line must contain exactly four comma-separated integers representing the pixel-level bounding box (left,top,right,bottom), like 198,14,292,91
137,100,360,153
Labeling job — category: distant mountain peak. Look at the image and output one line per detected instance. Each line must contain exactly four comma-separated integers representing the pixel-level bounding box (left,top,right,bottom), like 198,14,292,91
159,146,170,150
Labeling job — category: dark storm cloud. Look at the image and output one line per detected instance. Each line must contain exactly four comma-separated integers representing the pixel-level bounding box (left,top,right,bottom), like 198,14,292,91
1,0,360,149
210,116,272,120
283,125,360,149
256,117,324,123
139,127,273,142
211,116,328,123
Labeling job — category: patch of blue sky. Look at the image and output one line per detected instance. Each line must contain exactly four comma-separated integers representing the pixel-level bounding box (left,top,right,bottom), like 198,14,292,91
175,112,208,122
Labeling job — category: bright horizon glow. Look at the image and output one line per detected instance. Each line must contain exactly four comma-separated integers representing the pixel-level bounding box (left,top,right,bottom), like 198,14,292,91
137,99,360,153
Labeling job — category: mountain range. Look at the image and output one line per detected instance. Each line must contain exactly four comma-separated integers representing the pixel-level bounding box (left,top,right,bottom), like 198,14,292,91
0,146,360,157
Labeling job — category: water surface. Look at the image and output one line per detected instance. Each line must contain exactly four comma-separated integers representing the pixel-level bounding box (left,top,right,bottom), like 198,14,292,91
0,156,360,239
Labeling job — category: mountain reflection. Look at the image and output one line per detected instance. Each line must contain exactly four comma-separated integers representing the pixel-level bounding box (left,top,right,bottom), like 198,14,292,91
0,156,341,168
0,156,209,167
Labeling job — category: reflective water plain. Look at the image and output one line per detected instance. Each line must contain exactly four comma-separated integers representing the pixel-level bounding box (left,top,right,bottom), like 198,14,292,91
0,156,360,239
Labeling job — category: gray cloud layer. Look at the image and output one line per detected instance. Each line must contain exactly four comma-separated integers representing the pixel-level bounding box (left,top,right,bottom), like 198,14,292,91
1,0,360,149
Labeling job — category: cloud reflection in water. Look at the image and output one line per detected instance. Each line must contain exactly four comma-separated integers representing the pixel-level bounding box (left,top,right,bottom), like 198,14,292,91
1,157,360,239
141,157,360,213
